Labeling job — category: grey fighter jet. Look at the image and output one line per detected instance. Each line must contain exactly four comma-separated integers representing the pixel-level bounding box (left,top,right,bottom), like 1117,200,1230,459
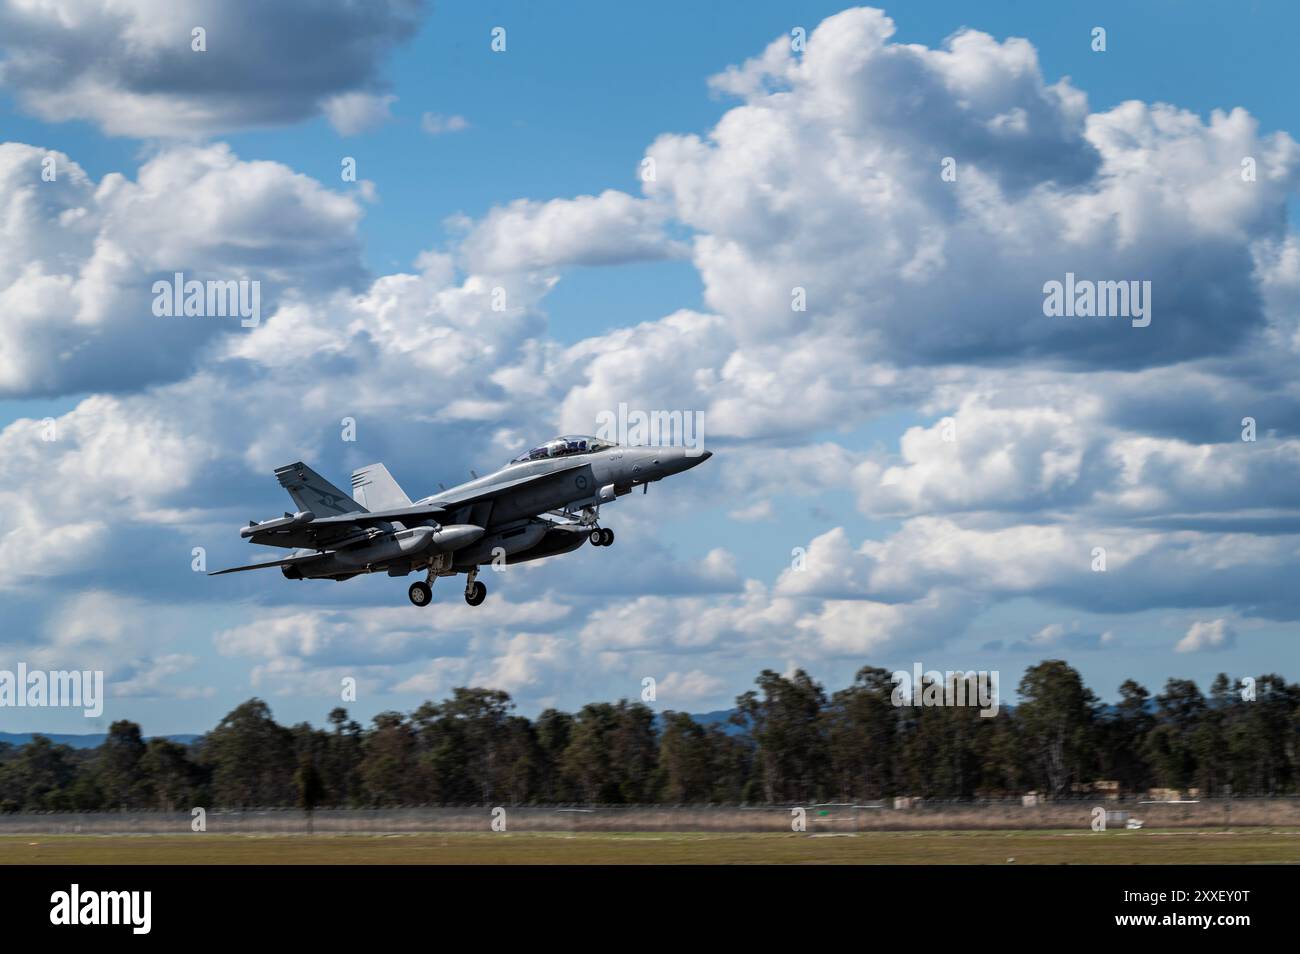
211,436,711,606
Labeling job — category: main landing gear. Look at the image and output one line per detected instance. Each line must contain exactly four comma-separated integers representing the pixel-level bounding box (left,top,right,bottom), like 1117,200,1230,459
409,569,488,607
588,527,615,547
464,568,486,606
408,580,432,606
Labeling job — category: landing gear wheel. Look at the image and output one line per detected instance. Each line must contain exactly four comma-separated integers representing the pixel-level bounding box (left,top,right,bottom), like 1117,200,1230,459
589,528,604,547
600,528,614,547
408,581,432,607
465,580,487,606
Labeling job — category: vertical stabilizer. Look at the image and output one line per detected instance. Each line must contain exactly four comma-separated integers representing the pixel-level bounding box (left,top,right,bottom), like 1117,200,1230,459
350,463,413,511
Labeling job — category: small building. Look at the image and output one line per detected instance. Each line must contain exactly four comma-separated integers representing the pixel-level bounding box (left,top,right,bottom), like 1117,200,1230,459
1072,779,1121,800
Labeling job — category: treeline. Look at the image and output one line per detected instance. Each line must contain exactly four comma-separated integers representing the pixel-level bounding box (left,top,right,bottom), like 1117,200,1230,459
0,661,1296,811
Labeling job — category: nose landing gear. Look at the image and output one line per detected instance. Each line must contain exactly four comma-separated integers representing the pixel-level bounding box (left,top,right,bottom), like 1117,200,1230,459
588,527,615,547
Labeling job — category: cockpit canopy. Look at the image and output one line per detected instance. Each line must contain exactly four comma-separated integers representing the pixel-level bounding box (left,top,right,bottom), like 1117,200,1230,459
510,435,617,465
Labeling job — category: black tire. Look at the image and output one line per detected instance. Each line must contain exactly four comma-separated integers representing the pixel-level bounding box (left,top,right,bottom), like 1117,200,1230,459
408,581,432,607
465,580,487,606
601,528,615,547
589,528,604,546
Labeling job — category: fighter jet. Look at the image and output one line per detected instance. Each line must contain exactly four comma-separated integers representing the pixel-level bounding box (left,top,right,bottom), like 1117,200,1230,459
211,436,712,606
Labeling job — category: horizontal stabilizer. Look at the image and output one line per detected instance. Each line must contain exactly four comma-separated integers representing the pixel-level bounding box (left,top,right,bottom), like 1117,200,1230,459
209,552,322,576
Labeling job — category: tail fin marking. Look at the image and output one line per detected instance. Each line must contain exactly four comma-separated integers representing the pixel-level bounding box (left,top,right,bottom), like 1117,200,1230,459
274,462,366,516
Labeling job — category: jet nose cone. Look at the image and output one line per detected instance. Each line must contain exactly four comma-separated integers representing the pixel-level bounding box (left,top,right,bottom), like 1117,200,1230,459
680,449,712,471
647,447,712,477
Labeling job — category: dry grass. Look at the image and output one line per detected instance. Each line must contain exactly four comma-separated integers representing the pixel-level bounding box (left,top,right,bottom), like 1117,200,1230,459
3,799,1295,837
3,829,1298,865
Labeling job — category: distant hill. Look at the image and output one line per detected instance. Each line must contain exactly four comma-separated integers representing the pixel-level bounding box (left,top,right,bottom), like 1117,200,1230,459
2,708,765,749
0,732,201,750
4,717,747,749
650,709,746,735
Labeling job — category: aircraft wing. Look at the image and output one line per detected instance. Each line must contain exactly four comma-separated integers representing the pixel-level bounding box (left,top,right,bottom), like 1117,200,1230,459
241,458,594,549
310,459,593,524
241,503,450,549
301,503,451,531
299,464,577,528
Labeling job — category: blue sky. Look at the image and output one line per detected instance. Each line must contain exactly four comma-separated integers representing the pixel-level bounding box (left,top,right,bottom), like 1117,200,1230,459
2,1,1300,734
7,1,1295,345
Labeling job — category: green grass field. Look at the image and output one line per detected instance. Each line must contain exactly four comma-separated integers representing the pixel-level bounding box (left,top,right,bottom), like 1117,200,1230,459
2,829,1298,864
